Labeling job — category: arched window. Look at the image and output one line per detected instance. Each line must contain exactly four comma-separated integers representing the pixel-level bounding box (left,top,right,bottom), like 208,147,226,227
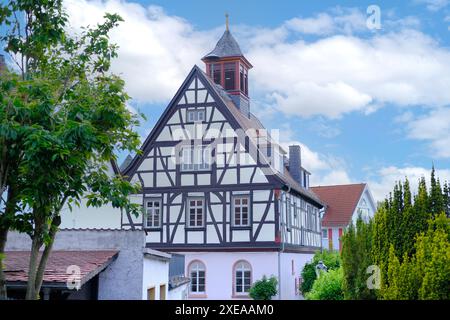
189,260,206,294
233,260,252,295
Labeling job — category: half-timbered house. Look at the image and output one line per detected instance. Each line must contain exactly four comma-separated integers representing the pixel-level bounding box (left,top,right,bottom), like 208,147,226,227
121,24,324,300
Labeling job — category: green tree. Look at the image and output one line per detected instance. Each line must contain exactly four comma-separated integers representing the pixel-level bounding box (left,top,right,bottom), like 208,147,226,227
430,166,444,218
249,275,278,300
300,249,340,294
306,268,344,300
443,181,450,218
0,0,142,299
341,216,376,299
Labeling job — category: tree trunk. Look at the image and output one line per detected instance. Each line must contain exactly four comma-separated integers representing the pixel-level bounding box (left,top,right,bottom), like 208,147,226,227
0,226,8,300
34,222,58,296
0,181,17,300
25,232,42,300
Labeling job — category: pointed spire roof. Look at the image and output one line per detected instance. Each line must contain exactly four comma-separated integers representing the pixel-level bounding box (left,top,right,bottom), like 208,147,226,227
202,30,243,60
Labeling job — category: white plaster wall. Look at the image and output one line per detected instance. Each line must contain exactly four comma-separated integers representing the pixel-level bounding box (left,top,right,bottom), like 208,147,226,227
59,198,122,229
142,257,170,300
280,252,314,300
168,283,189,300
180,251,312,300
321,227,341,251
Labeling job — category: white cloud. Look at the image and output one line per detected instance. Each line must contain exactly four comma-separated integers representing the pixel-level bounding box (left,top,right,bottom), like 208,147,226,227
416,0,449,11
64,1,450,121
368,166,450,202
406,107,450,158
64,0,217,103
248,30,450,119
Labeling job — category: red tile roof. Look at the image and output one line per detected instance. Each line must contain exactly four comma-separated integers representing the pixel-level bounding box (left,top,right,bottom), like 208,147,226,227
310,183,366,227
4,250,118,286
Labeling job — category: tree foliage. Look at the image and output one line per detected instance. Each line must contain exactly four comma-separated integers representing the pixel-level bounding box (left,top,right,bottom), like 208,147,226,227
249,275,278,300
306,268,344,300
341,216,376,300
300,249,340,294
0,0,143,299
341,167,450,300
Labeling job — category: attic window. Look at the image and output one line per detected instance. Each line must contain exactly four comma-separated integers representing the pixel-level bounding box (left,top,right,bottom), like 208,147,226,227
187,109,206,123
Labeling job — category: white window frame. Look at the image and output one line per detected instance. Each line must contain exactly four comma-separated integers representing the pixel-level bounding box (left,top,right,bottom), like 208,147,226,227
186,109,206,123
234,261,252,295
232,195,250,227
187,197,205,228
144,198,162,229
322,229,328,239
181,145,211,171
189,261,206,294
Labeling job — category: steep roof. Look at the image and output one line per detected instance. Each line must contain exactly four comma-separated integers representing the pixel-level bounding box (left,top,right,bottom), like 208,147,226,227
310,183,366,227
202,30,243,60
199,68,324,206
121,65,324,207
4,250,118,286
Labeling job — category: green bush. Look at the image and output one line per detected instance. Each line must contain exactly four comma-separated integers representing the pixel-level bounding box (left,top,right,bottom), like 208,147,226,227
249,275,278,300
306,268,344,300
300,250,341,294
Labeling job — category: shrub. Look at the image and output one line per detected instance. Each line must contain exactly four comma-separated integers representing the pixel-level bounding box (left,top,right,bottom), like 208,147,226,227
306,268,344,300
300,250,341,294
249,275,278,300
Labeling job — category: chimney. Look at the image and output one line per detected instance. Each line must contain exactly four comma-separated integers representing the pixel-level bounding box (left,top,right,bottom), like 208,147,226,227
288,145,302,186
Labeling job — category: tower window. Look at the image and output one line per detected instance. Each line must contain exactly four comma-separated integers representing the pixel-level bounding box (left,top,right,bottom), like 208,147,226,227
212,64,222,85
240,65,245,92
244,70,248,95
224,62,236,90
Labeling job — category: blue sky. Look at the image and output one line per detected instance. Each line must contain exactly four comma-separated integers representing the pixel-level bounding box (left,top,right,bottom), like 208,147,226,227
4,0,450,200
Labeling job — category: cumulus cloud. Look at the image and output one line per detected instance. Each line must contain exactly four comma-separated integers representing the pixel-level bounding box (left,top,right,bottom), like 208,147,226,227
248,30,450,119
368,166,450,202
406,107,450,158
64,0,217,103
64,1,450,121
279,125,351,187
415,0,449,11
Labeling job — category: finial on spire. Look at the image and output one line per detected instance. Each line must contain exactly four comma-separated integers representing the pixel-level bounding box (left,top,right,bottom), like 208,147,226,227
225,13,229,31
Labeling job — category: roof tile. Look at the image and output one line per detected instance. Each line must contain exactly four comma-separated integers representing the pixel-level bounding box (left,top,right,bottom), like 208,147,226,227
310,184,366,227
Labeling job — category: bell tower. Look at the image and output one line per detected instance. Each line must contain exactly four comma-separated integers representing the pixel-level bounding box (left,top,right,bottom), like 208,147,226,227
201,14,253,117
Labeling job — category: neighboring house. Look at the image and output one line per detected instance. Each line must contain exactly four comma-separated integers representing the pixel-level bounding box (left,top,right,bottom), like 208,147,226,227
4,230,189,300
120,26,324,300
310,183,377,252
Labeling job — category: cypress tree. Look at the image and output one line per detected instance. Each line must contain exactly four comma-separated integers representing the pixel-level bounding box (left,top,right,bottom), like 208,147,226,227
443,181,450,218
430,166,444,217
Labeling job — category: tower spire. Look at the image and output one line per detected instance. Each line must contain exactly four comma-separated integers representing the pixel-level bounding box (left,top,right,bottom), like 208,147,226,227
225,13,229,31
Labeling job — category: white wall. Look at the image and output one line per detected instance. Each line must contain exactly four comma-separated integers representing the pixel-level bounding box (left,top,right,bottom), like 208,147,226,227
168,283,189,300
181,251,312,300
142,256,170,300
321,227,342,251
60,198,122,229
59,161,123,230
280,252,314,300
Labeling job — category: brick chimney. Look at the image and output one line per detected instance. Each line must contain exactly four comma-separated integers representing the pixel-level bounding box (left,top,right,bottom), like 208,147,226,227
288,145,302,186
